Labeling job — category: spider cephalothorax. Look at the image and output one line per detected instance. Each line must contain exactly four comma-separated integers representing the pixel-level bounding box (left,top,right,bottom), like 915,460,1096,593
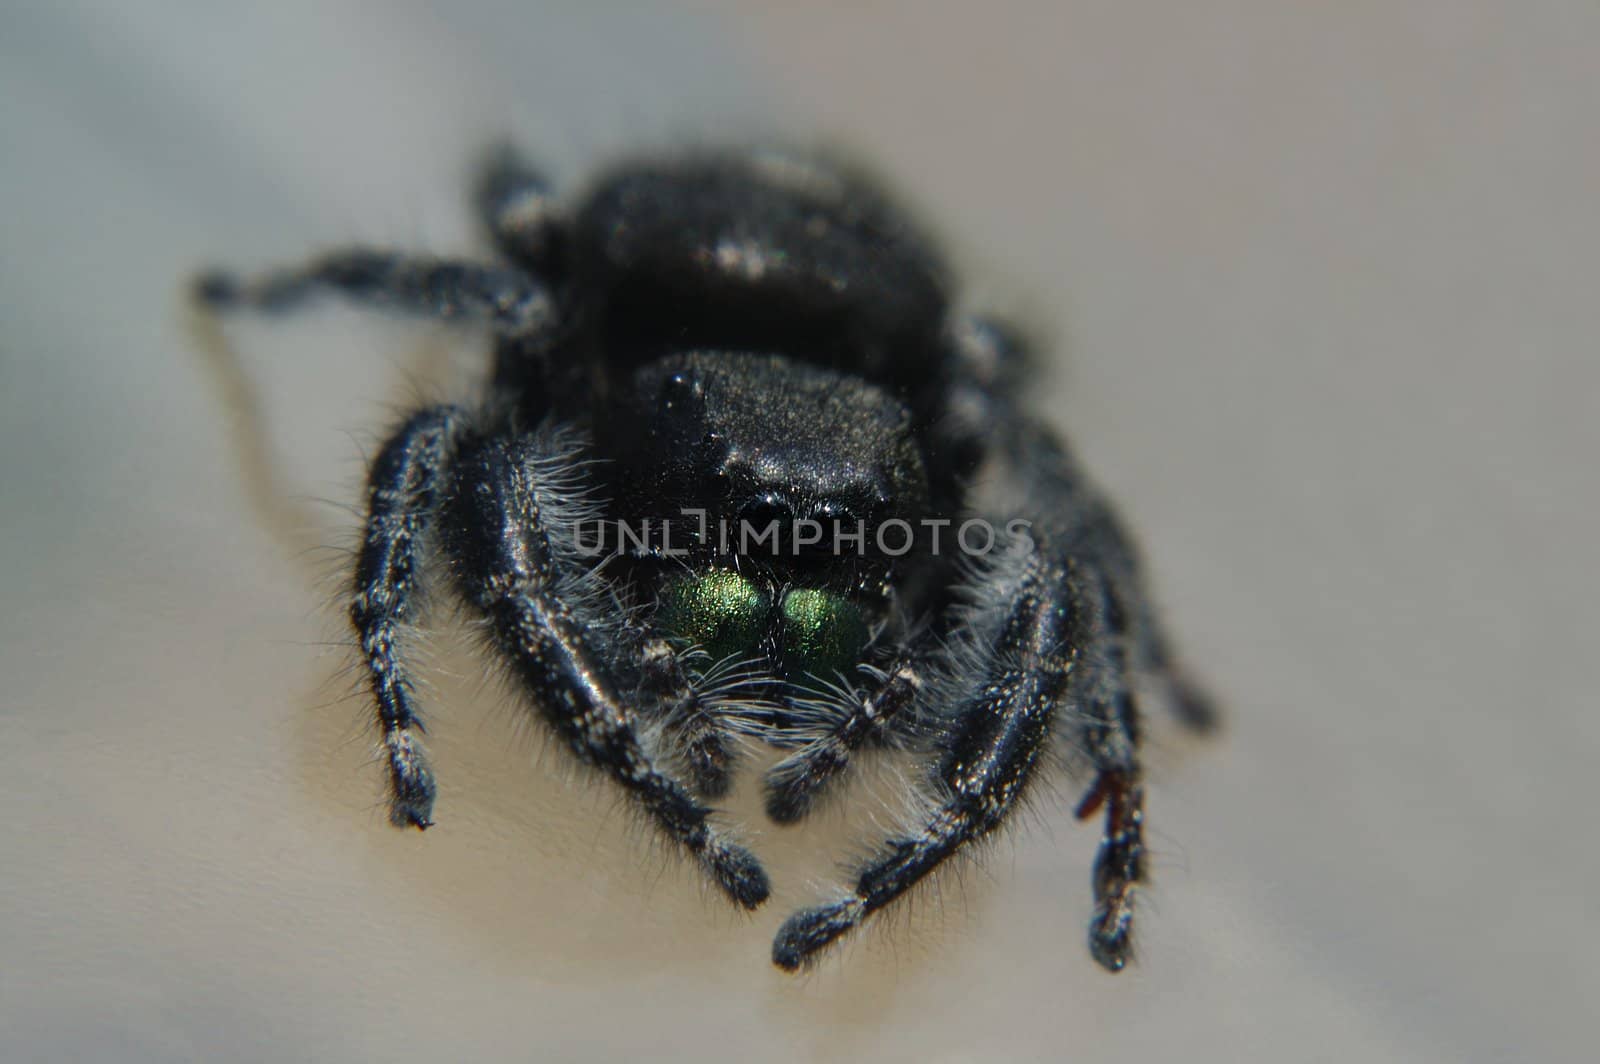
195,145,1215,972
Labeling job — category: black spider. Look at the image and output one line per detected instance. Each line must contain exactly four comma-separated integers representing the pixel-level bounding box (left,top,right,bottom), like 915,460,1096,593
193,145,1216,973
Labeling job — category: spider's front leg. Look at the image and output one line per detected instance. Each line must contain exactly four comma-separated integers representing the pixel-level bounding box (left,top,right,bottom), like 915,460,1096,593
444,435,770,909
348,405,473,829
771,545,1079,969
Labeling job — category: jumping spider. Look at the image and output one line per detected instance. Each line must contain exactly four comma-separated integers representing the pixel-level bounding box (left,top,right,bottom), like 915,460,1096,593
194,145,1216,972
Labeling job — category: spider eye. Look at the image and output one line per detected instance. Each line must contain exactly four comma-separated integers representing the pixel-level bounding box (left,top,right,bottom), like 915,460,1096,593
658,570,771,664
778,589,868,684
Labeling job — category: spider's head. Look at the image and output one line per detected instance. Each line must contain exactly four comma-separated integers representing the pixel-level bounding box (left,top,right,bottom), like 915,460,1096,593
602,351,931,681
606,350,930,549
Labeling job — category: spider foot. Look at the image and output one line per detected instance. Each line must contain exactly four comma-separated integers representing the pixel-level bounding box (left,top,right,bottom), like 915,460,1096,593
698,833,771,910
191,269,244,309
1079,772,1146,974
1170,673,1221,734
772,897,865,970
384,732,437,830
1088,898,1135,973
763,740,848,824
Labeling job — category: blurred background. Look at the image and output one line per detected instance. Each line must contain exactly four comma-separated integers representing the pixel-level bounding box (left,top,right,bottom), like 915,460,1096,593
2,2,1595,1060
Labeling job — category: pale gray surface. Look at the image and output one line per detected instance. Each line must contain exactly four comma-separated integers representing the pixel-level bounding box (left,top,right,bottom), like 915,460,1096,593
2,3,1595,1061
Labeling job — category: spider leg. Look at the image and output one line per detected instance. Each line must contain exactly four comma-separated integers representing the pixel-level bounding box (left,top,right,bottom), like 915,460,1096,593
1000,421,1182,970
348,405,472,829
946,316,1217,735
474,143,561,270
1130,607,1220,733
193,250,555,338
763,657,921,824
1014,416,1217,739
772,549,1080,970
1061,571,1147,972
444,436,769,909
638,638,742,798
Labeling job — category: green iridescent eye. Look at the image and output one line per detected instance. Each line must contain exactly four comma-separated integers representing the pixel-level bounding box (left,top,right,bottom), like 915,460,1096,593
779,588,869,684
658,570,771,662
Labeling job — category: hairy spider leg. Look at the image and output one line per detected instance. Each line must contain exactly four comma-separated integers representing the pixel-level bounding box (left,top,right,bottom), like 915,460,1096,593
1132,613,1221,734
445,436,770,909
194,249,555,338
474,143,562,271
1060,570,1146,973
976,323,1217,739
348,405,473,828
1003,425,1156,972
